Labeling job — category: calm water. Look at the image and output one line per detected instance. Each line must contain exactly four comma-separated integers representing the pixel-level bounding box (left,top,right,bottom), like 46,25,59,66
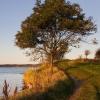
0,67,29,96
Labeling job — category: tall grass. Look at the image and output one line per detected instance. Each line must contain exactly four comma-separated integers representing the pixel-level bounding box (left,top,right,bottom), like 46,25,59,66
23,64,67,92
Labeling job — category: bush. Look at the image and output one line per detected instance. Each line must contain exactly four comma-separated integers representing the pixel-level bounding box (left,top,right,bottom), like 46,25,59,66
23,65,67,92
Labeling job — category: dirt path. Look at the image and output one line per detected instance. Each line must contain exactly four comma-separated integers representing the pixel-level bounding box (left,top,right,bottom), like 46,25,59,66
68,75,94,100
68,78,84,100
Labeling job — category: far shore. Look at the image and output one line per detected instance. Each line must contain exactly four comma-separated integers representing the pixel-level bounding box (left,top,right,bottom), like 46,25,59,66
0,64,40,67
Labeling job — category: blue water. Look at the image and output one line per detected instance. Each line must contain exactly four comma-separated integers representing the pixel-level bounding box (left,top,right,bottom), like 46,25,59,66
0,67,29,96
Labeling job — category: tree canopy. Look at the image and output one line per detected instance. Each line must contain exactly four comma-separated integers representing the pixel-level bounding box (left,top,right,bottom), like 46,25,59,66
15,0,96,64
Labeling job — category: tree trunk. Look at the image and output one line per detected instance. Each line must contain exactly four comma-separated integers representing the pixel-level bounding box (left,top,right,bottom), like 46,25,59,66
86,55,87,60
47,54,54,84
50,54,53,74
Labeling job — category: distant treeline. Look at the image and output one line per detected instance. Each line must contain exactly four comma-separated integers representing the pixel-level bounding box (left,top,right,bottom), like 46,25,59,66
0,64,40,67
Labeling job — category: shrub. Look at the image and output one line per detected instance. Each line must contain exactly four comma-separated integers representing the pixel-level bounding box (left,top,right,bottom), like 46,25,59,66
23,65,66,92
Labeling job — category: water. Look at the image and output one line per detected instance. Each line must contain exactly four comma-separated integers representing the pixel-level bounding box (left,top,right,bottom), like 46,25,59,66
0,67,29,96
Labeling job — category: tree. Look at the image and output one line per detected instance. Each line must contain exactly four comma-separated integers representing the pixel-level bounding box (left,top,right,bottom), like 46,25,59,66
15,0,96,69
36,0,41,7
95,49,100,60
84,50,90,59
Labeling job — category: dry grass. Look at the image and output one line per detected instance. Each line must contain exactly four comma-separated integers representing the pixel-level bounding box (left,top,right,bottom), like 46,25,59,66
23,64,67,92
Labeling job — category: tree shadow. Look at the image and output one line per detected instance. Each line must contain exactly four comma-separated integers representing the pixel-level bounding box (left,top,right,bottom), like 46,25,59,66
14,79,74,100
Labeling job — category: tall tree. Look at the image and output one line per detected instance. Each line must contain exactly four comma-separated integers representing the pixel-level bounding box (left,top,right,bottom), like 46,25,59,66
15,0,96,69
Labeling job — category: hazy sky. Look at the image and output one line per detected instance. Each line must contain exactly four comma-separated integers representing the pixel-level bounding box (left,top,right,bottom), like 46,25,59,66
0,0,100,64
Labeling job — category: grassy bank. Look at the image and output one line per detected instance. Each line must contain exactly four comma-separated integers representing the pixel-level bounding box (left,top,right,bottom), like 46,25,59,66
1,60,100,100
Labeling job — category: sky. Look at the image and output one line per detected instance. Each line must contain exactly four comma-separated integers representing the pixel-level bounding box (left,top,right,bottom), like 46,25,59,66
0,0,100,64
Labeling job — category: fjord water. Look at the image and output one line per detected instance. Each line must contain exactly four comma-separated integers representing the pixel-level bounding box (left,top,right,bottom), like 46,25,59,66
0,67,28,96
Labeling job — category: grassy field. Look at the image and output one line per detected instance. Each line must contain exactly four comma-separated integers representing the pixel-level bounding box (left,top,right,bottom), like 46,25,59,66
1,60,100,100
56,60,100,100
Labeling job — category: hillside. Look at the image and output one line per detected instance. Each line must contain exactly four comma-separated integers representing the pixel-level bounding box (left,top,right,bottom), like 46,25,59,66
56,60,100,100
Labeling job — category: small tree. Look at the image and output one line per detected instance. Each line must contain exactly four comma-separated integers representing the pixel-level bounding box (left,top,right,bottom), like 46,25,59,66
84,50,90,59
95,49,100,60
15,0,96,71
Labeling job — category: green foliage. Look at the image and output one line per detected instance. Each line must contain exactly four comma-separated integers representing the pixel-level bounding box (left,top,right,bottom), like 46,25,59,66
15,0,96,63
57,60,100,100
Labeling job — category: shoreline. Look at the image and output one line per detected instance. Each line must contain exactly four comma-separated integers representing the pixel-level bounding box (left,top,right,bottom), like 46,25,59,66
0,64,40,67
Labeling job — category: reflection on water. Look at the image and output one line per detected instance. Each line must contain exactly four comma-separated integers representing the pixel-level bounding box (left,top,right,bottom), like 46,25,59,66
0,67,28,96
